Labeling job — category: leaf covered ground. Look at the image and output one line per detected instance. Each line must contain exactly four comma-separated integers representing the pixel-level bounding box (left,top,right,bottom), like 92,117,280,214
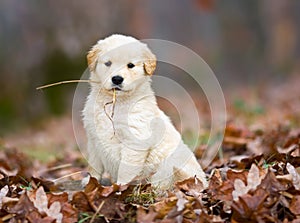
1,76,300,223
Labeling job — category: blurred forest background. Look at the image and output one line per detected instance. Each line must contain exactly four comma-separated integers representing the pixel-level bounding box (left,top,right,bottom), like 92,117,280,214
1,0,300,135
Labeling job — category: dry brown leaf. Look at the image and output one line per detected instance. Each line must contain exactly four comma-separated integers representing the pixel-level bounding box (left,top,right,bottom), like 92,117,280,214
28,187,63,223
86,188,126,220
71,191,93,212
136,206,157,223
8,193,37,220
176,176,204,198
232,179,248,201
0,167,18,177
26,210,56,223
153,196,177,219
47,202,62,219
260,170,286,193
232,164,264,201
175,191,188,212
0,185,9,209
286,163,300,190
247,164,264,189
227,169,247,183
29,187,48,213
290,195,300,216
231,188,269,222
46,192,77,223
212,179,234,202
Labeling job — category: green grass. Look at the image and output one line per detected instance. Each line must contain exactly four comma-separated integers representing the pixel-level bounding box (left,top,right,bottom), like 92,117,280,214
21,145,63,163
125,184,157,206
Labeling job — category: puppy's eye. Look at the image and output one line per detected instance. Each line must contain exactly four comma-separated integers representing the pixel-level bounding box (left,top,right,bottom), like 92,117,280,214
127,63,135,69
104,61,112,67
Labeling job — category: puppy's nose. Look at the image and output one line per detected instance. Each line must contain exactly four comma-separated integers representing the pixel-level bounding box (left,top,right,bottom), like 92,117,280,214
111,75,124,85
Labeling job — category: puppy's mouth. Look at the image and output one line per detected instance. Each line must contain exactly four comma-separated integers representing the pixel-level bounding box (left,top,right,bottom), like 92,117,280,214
109,85,130,93
112,87,122,91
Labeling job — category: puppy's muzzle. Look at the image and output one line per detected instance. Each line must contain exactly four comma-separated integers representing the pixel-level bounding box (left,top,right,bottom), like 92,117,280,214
111,75,124,86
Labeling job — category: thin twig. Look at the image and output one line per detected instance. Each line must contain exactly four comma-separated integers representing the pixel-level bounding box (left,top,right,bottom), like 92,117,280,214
52,171,86,183
37,163,73,174
104,88,117,137
111,88,116,118
36,79,100,90
37,78,118,138
90,200,105,223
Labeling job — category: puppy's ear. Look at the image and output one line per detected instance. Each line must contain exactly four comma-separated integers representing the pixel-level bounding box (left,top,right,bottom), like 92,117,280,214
87,45,101,72
144,50,157,76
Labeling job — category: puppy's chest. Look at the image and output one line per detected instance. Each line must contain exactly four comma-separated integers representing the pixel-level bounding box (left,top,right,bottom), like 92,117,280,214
94,102,148,140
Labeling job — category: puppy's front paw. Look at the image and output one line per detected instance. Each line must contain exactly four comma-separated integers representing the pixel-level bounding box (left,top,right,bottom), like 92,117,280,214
117,169,142,186
116,175,132,186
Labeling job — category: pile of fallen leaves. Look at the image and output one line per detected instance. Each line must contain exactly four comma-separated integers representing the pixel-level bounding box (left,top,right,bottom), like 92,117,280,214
1,122,300,222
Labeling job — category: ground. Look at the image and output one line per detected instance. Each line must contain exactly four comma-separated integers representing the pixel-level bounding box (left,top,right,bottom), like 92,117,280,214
0,76,300,222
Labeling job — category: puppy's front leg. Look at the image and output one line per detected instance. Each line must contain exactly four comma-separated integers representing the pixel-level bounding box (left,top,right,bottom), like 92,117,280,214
117,148,147,185
87,139,104,180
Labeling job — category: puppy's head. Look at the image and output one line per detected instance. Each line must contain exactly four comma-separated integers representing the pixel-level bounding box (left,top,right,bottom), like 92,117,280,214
87,34,156,93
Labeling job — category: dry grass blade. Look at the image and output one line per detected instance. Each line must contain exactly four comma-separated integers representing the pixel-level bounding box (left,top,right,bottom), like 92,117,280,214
36,79,101,90
104,88,117,137
90,200,105,223
1,214,16,222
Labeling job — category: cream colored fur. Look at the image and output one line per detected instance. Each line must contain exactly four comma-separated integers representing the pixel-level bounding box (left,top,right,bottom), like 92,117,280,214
83,34,207,189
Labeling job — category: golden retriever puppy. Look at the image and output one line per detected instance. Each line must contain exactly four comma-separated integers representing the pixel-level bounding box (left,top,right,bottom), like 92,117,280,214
83,34,207,189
